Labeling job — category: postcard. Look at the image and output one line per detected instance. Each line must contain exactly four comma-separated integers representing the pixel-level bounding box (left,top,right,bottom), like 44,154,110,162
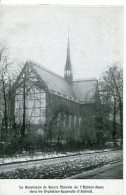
0,2,124,195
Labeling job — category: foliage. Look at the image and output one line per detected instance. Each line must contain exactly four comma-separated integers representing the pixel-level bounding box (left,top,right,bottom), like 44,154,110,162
99,63,123,146
99,63,123,113
0,151,122,179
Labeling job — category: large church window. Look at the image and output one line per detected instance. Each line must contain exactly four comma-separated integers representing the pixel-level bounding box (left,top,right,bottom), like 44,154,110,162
78,117,81,128
15,84,46,125
63,114,66,127
69,115,72,127
74,116,76,127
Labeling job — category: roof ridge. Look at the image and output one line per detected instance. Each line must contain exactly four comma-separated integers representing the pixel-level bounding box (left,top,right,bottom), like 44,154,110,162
50,89,94,104
27,60,65,81
74,77,97,82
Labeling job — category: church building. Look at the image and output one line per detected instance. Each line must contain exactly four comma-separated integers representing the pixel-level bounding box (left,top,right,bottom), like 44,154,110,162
10,37,102,145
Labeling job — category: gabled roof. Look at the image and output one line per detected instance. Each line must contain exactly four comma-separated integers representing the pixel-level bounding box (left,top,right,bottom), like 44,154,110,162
28,61,76,99
73,79,98,102
20,61,98,104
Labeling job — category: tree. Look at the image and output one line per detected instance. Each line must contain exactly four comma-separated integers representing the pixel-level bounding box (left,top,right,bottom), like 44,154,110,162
0,43,13,156
0,43,22,150
0,43,13,133
99,63,123,147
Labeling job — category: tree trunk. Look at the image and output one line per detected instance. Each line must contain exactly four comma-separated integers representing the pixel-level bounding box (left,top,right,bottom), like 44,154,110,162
22,75,26,138
3,81,8,129
119,101,123,148
112,97,116,147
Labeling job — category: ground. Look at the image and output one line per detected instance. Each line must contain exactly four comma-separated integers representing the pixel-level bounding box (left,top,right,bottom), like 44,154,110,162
0,149,112,165
68,161,123,179
0,149,123,179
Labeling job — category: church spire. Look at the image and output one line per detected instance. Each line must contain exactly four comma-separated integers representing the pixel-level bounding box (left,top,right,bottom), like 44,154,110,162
64,34,73,84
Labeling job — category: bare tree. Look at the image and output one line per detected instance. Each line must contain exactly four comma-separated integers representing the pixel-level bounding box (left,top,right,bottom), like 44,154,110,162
99,63,123,147
0,43,13,131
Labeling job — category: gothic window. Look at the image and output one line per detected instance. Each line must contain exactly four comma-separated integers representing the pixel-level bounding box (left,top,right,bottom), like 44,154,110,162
71,115,74,129
57,113,61,127
79,117,82,128
69,115,72,127
62,114,66,127
74,116,76,127
76,117,79,128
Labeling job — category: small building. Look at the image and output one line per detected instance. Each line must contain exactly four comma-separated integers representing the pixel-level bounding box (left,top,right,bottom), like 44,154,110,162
10,38,101,145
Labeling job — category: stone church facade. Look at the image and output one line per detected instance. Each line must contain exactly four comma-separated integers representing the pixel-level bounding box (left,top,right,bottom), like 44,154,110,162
10,38,102,144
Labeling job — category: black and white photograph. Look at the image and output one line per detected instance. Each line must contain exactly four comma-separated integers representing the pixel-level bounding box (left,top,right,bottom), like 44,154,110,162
0,4,123,181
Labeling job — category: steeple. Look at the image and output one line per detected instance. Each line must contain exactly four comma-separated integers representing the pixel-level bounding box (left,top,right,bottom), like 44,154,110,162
64,35,73,84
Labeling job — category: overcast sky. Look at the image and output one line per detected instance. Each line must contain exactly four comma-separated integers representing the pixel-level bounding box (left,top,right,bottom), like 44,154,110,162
0,5,123,79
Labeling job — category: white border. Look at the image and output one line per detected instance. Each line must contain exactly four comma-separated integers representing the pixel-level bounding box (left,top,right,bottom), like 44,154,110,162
0,1,125,195
0,0,125,5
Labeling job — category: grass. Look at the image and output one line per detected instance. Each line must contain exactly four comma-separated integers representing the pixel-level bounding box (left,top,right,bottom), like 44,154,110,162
0,151,122,179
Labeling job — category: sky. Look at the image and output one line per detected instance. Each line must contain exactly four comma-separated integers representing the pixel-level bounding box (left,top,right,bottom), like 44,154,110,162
0,5,123,79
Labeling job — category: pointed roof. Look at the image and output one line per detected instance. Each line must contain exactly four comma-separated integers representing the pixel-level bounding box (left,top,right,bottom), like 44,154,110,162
65,37,72,71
